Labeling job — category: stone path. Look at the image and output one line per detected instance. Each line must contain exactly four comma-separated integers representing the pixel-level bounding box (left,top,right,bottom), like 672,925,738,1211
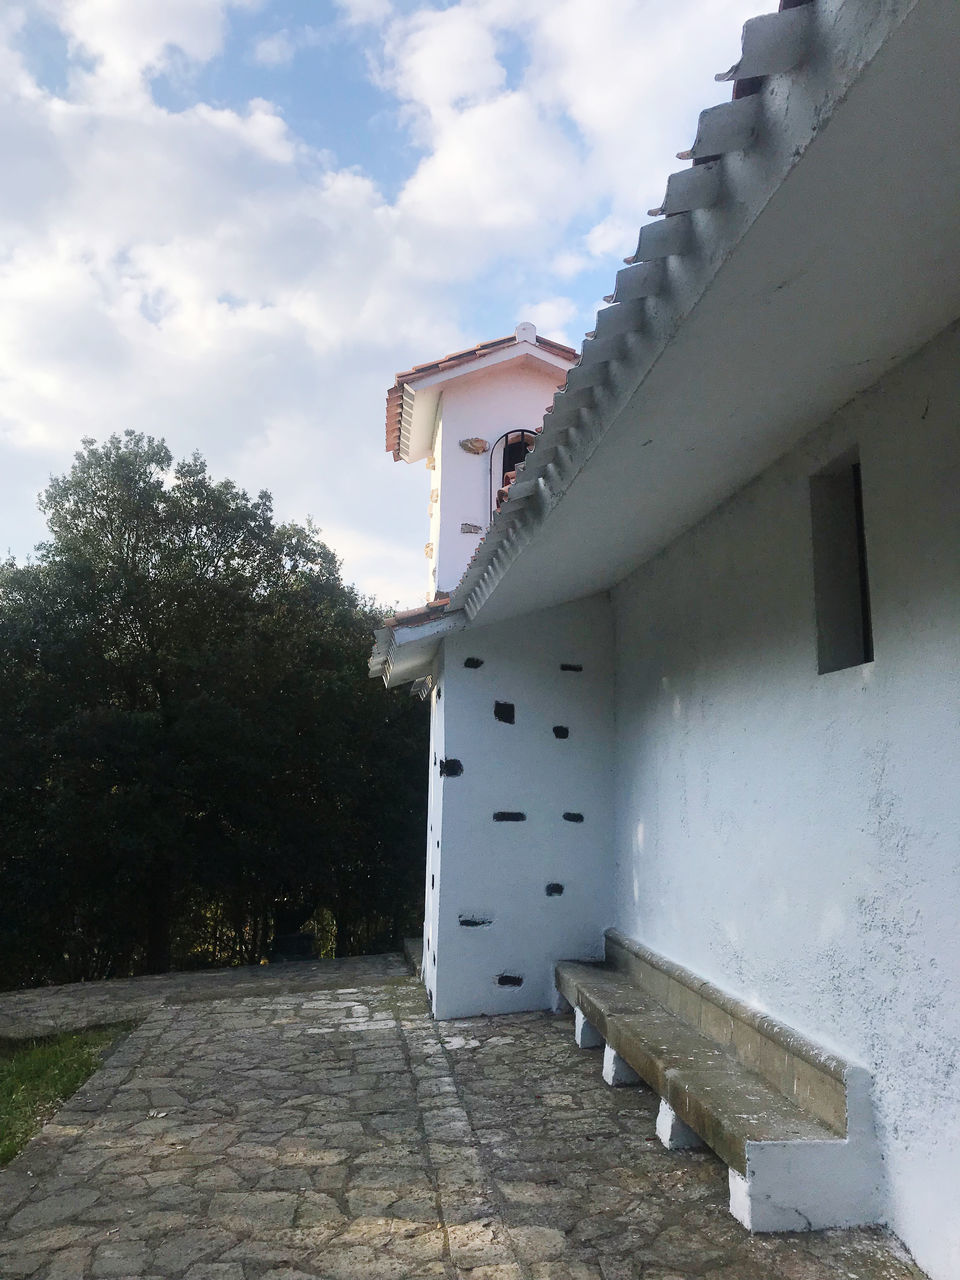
0,957,408,1042
0,958,927,1279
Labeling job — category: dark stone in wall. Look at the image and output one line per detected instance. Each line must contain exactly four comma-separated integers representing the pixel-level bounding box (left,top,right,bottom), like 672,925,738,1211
553,726,569,739
493,812,526,822
464,657,484,668
439,758,463,777
560,663,583,672
562,812,584,823
458,915,492,928
545,883,564,896
494,701,515,724
497,974,523,987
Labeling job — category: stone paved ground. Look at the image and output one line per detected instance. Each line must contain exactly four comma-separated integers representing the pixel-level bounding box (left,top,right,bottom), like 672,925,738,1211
0,958,927,1280
0,957,408,1042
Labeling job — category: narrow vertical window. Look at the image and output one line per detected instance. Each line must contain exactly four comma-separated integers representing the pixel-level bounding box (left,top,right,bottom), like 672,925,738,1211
809,453,874,674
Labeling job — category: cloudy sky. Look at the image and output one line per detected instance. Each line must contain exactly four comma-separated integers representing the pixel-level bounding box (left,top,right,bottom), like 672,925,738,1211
1,0,772,606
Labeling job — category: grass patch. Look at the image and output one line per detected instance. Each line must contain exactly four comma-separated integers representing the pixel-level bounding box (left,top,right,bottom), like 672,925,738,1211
0,1023,133,1166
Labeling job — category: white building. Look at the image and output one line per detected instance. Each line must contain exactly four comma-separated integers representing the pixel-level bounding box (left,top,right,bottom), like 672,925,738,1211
370,2,960,1276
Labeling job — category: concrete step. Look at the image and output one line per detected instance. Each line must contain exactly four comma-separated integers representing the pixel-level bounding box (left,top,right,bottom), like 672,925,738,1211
403,937,424,979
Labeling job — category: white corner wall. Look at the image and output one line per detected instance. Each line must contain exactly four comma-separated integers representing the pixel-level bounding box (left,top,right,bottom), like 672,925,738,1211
424,593,614,1020
611,319,960,1280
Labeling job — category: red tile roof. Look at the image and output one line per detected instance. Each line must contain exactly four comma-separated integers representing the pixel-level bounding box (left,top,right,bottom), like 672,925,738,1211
383,596,451,629
385,332,577,460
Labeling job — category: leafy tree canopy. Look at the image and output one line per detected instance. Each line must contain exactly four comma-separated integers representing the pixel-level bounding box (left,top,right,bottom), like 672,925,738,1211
0,432,427,987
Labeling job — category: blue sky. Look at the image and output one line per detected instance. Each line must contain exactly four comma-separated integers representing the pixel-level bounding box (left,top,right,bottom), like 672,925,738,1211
0,0,772,605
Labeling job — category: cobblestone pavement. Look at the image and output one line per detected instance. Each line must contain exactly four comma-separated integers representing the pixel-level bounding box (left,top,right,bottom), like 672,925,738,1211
0,959,927,1279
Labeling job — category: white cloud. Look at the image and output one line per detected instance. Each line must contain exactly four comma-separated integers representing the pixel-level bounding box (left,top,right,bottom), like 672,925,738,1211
252,29,294,66
517,296,578,345
36,0,254,100
251,24,327,68
398,90,581,244
381,5,505,119
520,0,772,224
333,0,391,27
1,0,778,604
585,214,636,261
551,250,589,281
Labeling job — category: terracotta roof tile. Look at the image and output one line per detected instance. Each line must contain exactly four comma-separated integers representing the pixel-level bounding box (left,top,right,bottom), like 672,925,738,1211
384,596,451,629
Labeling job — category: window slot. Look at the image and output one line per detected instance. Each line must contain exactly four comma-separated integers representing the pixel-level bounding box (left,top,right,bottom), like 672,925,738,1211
809,454,874,674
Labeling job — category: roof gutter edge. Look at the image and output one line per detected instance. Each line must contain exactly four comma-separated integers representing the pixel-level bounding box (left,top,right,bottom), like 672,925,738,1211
368,609,469,688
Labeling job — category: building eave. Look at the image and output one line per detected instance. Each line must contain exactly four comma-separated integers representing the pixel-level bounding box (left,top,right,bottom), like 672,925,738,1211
369,610,468,688
449,0,959,627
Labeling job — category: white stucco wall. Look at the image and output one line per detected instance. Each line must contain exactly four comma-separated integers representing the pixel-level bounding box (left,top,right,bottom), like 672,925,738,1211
610,320,960,1280
424,593,614,1020
430,362,567,597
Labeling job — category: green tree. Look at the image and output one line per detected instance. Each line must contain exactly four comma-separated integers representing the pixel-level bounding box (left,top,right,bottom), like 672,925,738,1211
0,432,427,987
